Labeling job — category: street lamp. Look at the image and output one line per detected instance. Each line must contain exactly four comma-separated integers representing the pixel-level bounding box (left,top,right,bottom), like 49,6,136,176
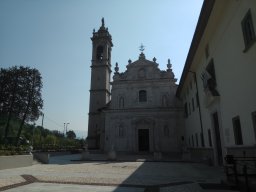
40,113,44,149
32,123,36,146
63,123,70,137
65,123,70,135
63,123,66,136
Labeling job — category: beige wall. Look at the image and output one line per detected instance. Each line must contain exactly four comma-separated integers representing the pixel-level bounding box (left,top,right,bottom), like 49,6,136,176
180,0,256,164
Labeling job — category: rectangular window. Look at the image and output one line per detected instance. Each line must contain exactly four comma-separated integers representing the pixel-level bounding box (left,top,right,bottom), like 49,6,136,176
208,129,212,147
192,98,195,111
241,9,256,51
196,133,199,147
184,102,188,118
232,116,243,145
200,132,205,147
196,92,199,107
206,59,219,96
252,111,256,142
206,59,217,86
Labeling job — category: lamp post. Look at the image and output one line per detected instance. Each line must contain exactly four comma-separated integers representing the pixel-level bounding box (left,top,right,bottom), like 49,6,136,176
65,123,70,136
63,123,70,137
40,113,44,148
188,70,205,147
63,123,65,136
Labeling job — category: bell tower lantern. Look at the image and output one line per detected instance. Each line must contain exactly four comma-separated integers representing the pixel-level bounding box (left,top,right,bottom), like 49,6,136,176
87,18,113,149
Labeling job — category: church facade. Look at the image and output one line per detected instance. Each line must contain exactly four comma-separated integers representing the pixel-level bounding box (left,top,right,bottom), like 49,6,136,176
87,19,184,153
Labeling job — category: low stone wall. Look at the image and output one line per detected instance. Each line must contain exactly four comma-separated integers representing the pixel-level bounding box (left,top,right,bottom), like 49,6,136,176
188,147,214,165
0,155,33,170
226,145,256,157
33,152,50,164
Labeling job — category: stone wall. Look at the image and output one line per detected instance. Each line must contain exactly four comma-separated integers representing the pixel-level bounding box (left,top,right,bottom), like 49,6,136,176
188,147,214,165
0,155,33,170
226,145,256,157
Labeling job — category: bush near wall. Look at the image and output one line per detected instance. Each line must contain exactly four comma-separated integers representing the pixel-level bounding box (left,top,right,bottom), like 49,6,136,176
0,145,29,156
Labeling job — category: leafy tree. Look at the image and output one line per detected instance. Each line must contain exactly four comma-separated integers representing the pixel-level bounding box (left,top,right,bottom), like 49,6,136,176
16,68,43,145
52,130,64,138
0,66,43,145
66,130,76,139
45,135,57,145
0,67,21,140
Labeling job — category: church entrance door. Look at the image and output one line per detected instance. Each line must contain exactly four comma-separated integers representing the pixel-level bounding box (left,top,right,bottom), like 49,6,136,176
138,129,149,151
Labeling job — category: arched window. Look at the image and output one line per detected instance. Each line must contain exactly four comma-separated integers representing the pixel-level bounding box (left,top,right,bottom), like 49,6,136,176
96,46,104,60
139,90,147,102
108,47,111,61
119,96,124,108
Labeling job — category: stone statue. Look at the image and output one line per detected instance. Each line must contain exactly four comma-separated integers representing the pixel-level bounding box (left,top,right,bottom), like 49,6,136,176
114,62,119,74
81,140,90,160
108,144,117,160
101,17,105,27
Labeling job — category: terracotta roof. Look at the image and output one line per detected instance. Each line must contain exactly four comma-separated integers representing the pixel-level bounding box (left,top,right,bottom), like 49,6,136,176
176,0,215,97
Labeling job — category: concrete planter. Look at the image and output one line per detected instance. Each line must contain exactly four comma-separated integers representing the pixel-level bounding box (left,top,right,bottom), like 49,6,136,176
108,150,117,160
0,155,33,170
33,152,50,164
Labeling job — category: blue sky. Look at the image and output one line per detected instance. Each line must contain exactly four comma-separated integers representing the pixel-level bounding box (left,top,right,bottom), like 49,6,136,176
0,0,204,138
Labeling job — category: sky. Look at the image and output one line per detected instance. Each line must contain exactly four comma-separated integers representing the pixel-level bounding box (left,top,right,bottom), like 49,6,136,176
0,0,204,139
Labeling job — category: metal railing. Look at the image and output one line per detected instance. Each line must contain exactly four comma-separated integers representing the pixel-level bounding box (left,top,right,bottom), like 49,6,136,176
225,155,256,192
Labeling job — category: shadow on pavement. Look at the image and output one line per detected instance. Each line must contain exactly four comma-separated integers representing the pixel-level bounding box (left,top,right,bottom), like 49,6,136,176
47,152,226,192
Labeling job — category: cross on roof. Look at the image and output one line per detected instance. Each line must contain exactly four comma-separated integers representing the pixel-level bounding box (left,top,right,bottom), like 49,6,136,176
139,44,145,52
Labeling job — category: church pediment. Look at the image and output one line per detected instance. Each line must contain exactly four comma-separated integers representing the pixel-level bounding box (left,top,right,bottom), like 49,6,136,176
113,53,176,82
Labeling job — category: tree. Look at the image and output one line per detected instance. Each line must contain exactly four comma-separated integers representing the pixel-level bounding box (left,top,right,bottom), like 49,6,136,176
0,67,22,141
16,68,43,145
45,135,57,145
66,130,76,140
0,66,43,145
52,130,64,138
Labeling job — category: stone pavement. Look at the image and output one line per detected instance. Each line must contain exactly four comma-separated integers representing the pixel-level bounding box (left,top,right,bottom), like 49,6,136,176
0,154,239,192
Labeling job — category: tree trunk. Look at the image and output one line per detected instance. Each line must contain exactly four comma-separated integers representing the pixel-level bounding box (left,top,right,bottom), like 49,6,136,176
16,74,35,146
15,108,28,146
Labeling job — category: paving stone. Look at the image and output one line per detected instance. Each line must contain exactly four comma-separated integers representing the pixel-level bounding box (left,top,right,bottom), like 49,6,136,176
0,154,228,192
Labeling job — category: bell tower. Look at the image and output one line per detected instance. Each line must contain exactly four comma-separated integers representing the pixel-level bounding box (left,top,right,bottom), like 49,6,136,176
87,18,113,149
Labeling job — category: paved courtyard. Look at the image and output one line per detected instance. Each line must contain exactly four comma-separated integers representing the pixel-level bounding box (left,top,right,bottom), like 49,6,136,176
0,154,238,192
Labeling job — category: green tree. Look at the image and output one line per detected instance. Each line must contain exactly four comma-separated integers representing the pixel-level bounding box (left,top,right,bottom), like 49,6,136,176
0,66,43,145
45,135,57,145
16,68,43,145
0,67,22,141
66,130,76,139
